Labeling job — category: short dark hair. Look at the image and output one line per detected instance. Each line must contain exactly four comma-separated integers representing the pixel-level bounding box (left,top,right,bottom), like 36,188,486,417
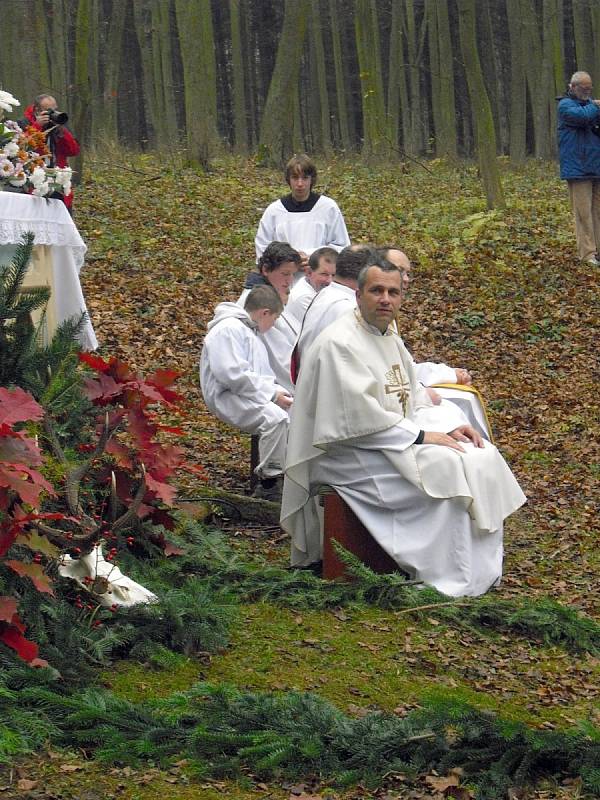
357,259,401,291
308,246,338,271
258,241,302,273
335,245,380,280
285,154,317,188
244,285,283,314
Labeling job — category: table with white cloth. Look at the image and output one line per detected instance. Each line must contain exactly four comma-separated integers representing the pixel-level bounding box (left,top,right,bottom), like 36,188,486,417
0,192,97,350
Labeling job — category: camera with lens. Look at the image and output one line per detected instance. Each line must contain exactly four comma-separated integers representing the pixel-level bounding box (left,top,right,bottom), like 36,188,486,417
47,108,69,125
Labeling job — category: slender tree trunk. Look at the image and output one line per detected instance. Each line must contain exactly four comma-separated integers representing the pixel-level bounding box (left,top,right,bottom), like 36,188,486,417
506,0,526,162
72,0,92,185
329,0,352,151
402,0,427,154
151,0,178,147
572,0,594,72
230,0,248,153
457,0,505,209
99,0,127,142
133,0,160,148
174,0,218,169
355,0,388,161
258,0,309,167
311,0,332,156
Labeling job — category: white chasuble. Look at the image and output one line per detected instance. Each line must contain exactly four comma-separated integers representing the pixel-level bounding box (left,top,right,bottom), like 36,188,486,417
281,309,526,596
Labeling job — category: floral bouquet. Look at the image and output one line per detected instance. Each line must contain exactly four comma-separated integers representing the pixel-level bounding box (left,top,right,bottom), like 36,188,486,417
0,89,72,198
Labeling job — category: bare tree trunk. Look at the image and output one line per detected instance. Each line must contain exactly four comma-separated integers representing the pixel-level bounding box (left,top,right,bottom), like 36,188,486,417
329,0,352,151
354,0,388,161
506,0,526,162
174,0,218,169
230,0,248,153
457,0,505,209
258,0,309,167
72,0,92,185
311,0,332,156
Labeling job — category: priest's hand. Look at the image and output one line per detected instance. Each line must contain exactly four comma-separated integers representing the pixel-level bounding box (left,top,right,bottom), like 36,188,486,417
275,391,293,410
449,424,484,448
422,431,467,452
455,368,472,385
426,387,442,405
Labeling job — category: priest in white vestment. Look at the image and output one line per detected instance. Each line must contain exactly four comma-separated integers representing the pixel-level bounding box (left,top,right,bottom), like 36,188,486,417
281,253,526,597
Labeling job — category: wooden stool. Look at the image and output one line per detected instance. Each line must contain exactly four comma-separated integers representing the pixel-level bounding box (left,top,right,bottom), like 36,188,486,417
320,487,398,580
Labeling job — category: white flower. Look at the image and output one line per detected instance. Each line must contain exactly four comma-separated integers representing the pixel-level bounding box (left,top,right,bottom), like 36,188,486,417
30,166,47,186
54,167,72,187
0,90,20,113
0,157,15,177
9,169,27,187
3,120,22,133
32,181,50,197
2,140,19,157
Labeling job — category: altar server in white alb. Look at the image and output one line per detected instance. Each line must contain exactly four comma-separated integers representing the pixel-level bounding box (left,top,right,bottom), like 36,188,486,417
200,285,293,501
255,153,350,268
286,246,337,325
281,251,526,597
238,242,302,396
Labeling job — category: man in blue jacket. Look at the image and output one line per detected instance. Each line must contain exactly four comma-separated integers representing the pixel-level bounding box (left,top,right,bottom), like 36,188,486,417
558,71,600,265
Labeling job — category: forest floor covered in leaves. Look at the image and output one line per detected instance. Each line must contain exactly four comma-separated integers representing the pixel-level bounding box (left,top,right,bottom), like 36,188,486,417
4,154,599,800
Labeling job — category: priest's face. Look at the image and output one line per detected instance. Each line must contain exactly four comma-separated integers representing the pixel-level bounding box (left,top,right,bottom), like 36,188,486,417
262,260,298,302
357,266,403,332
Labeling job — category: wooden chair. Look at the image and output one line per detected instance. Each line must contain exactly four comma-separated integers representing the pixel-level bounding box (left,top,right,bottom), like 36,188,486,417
319,487,398,579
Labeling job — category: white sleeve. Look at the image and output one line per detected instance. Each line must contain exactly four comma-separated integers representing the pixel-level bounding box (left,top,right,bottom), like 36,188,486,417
414,361,457,386
324,202,351,253
346,419,421,453
255,205,276,262
208,327,278,404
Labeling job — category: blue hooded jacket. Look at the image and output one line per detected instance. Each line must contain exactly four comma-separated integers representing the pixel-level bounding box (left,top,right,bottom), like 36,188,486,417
557,95,600,179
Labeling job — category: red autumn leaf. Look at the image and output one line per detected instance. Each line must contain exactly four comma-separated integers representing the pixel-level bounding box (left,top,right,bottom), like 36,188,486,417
145,473,177,505
5,560,55,595
0,434,43,466
105,437,134,469
0,620,41,663
0,464,54,506
0,596,18,623
82,373,123,404
147,368,180,388
0,387,44,425
78,351,111,372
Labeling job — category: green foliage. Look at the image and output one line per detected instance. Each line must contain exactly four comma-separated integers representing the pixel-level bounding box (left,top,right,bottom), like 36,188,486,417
4,678,598,796
125,521,600,656
0,233,50,388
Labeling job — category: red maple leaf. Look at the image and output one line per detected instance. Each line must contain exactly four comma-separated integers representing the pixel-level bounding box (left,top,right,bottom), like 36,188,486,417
0,387,44,425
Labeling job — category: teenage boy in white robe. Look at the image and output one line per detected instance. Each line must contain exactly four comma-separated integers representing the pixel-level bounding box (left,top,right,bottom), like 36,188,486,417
281,251,526,597
200,285,293,501
255,153,350,270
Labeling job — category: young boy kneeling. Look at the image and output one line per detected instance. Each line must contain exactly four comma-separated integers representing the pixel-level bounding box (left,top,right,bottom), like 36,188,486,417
199,285,293,501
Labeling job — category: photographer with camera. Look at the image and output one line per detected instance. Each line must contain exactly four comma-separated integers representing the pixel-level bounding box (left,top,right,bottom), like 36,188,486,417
19,94,79,211
558,71,600,266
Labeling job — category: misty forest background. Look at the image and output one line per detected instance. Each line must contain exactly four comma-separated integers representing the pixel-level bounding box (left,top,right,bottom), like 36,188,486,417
3,0,600,184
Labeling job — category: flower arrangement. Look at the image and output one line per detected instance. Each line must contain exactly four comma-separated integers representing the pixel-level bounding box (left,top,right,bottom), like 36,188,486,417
0,89,72,197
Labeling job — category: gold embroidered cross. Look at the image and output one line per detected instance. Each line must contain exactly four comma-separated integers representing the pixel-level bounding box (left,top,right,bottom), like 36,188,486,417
384,364,410,415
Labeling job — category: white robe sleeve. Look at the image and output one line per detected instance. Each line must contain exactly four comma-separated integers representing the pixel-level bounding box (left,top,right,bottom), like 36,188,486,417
415,360,457,386
318,199,350,254
255,203,277,261
207,326,279,406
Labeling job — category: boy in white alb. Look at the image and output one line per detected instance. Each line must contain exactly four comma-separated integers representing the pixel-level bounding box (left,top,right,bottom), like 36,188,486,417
200,285,293,500
255,153,350,270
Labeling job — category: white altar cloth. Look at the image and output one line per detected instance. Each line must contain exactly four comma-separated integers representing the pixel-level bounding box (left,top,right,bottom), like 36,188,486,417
0,192,97,350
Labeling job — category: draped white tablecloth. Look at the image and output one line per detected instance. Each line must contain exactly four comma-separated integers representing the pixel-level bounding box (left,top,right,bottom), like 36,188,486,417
0,192,97,350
